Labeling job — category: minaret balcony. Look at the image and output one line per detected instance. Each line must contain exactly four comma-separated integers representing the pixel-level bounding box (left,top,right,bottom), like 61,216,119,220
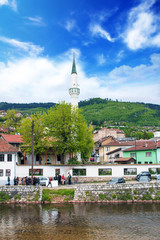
69,87,80,95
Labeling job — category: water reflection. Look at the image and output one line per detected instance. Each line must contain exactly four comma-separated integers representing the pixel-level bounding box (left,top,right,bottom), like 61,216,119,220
0,203,160,240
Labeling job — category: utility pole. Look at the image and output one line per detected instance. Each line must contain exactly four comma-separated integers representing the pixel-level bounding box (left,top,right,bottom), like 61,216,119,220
31,120,34,185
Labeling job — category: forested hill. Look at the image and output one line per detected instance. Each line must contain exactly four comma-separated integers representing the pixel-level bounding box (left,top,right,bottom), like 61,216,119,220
0,98,160,126
79,98,160,126
0,102,55,113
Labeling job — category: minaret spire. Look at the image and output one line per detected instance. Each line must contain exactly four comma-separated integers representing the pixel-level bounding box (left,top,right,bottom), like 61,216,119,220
71,52,77,74
69,53,80,107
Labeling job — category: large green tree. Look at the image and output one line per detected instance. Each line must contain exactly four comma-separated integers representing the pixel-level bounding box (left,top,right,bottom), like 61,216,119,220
44,102,94,163
18,114,46,155
4,109,21,132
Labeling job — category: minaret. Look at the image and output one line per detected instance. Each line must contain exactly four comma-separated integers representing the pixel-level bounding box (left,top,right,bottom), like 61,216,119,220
69,53,80,107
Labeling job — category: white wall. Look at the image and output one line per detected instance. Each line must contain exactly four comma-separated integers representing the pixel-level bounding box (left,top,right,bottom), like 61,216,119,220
15,164,160,180
0,153,17,185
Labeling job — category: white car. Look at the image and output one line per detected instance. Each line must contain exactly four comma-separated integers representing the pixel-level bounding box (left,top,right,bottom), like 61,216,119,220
39,177,49,186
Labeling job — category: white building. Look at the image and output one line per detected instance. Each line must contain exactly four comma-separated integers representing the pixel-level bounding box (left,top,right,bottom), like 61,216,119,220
0,138,18,185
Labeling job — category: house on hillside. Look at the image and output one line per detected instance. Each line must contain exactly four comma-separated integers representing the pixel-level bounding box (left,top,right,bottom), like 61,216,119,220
0,127,14,134
123,140,160,164
0,110,7,118
93,127,125,142
98,139,135,163
0,138,18,185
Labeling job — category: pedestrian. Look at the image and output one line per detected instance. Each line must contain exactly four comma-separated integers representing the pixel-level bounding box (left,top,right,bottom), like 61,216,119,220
16,177,19,185
47,177,52,187
68,173,72,185
8,176,10,185
14,177,17,185
58,174,62,185
61,174,65,185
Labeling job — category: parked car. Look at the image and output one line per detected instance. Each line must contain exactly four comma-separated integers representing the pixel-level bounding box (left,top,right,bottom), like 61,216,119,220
107,177,125,184
136,171,151,181
138,176,151,183
39,177,49,186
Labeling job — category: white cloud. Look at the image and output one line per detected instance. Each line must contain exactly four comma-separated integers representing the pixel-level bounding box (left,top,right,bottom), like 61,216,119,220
65,20,76,32
96,54,106,65
0,0,17,11
0,36,44,56
123,0,160,50
26,16,46,27
116,50,125,62
89,23,115,42
0,50,159,105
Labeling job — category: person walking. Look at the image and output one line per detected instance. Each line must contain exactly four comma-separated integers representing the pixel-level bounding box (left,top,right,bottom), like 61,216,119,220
47,177,52,187
7,176,10,185
61,174,65,185
68,173,72,185
58,174,62,185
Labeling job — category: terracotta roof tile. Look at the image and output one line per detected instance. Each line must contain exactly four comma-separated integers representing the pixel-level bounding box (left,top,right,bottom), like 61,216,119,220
1,134,23,143
124,141,159,151
0,138,17,152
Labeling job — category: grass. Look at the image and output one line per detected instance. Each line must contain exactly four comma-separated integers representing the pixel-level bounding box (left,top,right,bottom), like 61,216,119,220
42,189,74,202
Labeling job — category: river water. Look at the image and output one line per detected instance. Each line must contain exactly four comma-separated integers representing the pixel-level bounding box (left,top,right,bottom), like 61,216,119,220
0,203,160,240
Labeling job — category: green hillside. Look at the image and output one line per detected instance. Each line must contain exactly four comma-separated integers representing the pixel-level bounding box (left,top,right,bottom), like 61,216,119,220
0,98,160,127
79,98,160,127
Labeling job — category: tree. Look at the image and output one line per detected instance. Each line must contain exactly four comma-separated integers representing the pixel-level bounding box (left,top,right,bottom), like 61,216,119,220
44,102,94,164
4,109,21,132
18,114,46,155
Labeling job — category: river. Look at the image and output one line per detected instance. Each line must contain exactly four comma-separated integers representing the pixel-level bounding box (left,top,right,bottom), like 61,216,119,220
0,203,160,240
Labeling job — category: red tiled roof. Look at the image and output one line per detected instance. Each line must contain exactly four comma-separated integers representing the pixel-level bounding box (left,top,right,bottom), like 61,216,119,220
109,128,124,133
105,141,135,146
0,138,17,152
115,157,136,162
124,141,159,151
1,134,23,143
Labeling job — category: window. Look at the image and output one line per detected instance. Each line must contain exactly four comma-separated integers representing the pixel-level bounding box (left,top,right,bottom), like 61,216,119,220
55,169,60,176
124,168,137,175
130,153,136,158
0,154,4,162
145,161,148,164
73,169,86,176
138,162,141,164
149,168,160,175
7,154,12,162
146,152,152,157
106,147,110,151
98,168,112,176
0,169,3,176
6,169,11,176
29,169,43,176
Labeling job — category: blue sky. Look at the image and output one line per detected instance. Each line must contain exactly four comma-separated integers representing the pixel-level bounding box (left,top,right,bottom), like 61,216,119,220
0,0,160,104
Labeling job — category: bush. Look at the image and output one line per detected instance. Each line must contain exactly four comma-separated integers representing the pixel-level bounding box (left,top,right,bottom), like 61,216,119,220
0,191,10,202
68,157,80,165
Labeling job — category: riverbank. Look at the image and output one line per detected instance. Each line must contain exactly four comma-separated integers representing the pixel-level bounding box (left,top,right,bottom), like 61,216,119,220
1,182,160,204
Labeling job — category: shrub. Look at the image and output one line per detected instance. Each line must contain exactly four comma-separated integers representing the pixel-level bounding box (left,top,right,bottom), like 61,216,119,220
0,191,10,202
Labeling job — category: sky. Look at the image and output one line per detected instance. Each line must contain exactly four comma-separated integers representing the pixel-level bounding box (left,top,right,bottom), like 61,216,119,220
0,0,160,105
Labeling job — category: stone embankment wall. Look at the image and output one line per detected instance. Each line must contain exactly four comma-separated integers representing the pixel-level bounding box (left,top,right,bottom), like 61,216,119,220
74,183,160,202
0,186,42,203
